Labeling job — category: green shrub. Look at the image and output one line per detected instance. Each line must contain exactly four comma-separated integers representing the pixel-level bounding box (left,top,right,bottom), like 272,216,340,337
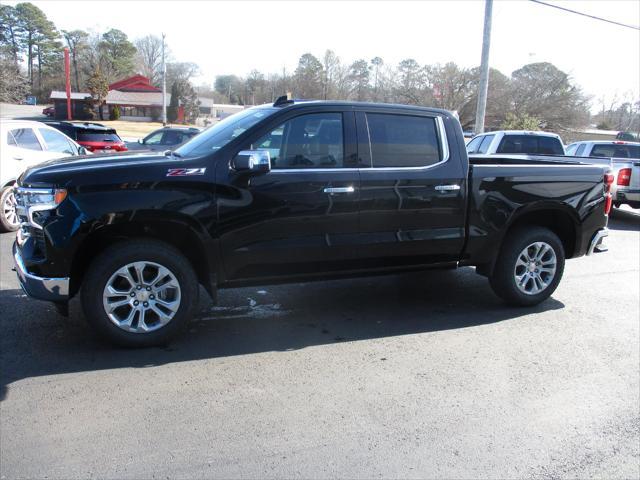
111,105,120,120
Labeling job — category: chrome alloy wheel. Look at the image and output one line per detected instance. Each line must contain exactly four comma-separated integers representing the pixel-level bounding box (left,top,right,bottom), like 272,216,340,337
102,261,181,333
3,190,18,227
514,242,557,295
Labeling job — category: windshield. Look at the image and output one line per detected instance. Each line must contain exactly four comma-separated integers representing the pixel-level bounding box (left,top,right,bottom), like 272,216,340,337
175,107,277,157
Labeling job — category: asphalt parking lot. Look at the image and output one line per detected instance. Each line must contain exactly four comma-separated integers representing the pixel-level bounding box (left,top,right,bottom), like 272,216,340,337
0,208,638,479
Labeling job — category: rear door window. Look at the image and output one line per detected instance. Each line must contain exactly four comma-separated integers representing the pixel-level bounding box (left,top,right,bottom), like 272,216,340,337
162,131,184,145
366,113,441,167
10,128,42,151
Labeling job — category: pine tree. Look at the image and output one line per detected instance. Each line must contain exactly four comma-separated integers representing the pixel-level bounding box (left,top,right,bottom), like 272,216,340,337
86,68,108,120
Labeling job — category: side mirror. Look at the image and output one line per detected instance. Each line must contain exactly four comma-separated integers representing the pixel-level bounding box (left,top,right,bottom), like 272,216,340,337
232,150,271,173
138,138,144,144
78,146,88,155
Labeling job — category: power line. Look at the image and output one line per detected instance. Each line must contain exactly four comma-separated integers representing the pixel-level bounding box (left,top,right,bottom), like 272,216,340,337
530,0,640,31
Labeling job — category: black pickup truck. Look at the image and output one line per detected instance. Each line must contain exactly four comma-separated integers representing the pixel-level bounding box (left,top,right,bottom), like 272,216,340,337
13,98,612,346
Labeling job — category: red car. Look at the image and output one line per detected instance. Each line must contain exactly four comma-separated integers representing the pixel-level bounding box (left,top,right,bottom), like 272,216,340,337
42,106,55,117
46,121,128,153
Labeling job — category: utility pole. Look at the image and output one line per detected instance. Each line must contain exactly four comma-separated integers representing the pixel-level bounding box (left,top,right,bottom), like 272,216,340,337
162,33,167,126
474,0,493,134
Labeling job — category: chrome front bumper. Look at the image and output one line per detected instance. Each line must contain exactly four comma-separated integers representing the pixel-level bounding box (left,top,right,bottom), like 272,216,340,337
13,242,69,301
587,228,609,256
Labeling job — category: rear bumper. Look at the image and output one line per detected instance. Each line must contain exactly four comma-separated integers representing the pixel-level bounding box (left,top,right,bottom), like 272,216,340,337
615,188,640,203
586,228,609,256
13,242,69,302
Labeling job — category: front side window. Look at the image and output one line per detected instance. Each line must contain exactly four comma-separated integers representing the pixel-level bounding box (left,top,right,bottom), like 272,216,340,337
7,131,17,146
466,135,483,153
144,131,164,145
366,113,441,168
253,113,344,169
39,128,75,155
11,128,42,151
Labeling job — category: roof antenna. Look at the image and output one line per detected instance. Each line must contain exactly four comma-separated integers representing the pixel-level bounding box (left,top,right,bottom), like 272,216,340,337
273,92,294,107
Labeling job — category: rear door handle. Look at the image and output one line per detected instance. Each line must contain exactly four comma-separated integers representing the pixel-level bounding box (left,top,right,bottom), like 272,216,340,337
323,186,355,194
435,184,461,192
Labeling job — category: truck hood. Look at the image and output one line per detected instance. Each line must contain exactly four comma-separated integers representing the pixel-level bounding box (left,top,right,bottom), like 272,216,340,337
19,152,201,188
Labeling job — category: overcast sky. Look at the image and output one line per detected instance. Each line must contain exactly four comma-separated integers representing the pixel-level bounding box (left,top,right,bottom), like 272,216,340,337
15,0,640,109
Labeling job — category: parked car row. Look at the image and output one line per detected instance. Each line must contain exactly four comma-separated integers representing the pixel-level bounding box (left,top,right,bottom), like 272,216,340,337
1,120,89,231
465,130,639,209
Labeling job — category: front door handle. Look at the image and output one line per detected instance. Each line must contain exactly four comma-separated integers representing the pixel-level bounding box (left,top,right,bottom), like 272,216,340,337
323,186,355,194
434,184,461,192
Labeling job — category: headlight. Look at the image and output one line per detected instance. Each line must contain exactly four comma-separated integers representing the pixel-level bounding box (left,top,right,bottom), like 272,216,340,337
15,187,67,229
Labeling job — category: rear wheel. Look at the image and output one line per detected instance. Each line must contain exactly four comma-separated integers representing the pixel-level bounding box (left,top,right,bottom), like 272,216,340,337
489,227,565,306
0,186,19,232
81,240,199,347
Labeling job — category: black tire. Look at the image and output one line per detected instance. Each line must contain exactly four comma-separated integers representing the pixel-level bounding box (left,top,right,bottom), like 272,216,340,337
0,186,19,233
489,227,565,306
81,239,199,347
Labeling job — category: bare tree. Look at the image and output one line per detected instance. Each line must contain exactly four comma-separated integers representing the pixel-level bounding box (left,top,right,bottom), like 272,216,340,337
135,35,164,86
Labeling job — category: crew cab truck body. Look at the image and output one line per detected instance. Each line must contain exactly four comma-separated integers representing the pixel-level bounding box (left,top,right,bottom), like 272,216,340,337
565,140,640,209
13,100,611,346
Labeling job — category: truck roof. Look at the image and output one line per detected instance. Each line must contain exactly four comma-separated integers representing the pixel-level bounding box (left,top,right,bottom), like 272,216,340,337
264,99,453,117
476,130,562,138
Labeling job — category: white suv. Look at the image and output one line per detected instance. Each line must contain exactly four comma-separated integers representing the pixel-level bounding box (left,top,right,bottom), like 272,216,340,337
467,130,566,156
1,120,87,231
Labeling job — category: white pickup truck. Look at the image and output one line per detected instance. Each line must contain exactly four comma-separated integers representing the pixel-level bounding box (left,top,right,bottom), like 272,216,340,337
466,130,566,156
566,141,640,209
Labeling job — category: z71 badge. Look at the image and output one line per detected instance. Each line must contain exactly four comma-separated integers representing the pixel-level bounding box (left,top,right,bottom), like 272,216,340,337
166,167,206,177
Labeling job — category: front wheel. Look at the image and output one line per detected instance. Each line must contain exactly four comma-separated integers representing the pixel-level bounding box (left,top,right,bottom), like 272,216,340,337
489,227,565,306
0,186,19,232
81,240,199,347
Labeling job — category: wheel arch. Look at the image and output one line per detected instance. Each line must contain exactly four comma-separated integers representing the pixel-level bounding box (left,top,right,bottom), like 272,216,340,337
69,217,218,299
477,204,579,276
